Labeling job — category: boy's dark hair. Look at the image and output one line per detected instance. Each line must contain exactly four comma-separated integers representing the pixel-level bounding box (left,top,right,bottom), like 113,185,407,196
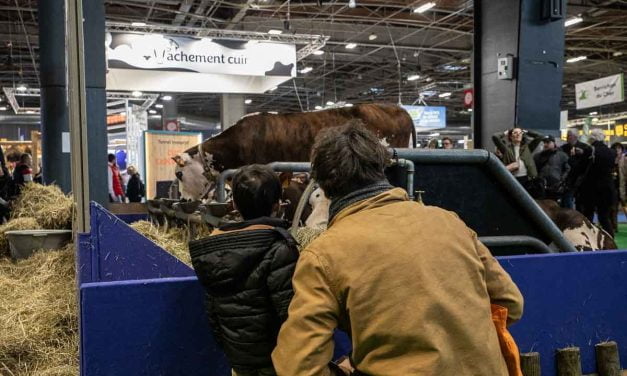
108,154,116,163
311,119,390,199
232,164,282,220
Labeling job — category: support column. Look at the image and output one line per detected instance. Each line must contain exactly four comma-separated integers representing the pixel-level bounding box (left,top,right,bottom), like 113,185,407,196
83,0,108,205
220,94,246,130
473,0,566,148
38,0,71,192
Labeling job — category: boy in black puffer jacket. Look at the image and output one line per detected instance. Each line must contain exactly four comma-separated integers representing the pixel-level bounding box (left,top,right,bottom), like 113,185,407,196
189,164,299,376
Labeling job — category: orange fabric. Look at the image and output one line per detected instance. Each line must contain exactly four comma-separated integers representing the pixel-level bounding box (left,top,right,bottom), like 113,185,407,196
211,224,274,236
491,304,523,376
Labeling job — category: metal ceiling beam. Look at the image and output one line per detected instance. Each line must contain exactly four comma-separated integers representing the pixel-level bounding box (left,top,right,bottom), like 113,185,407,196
172,0,194,26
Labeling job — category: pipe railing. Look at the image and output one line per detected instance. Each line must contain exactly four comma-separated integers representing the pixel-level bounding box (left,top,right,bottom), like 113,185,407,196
391,148,576,253
479,235,554,254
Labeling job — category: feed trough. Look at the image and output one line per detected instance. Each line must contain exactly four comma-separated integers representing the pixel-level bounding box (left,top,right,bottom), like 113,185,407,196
6,229,72,260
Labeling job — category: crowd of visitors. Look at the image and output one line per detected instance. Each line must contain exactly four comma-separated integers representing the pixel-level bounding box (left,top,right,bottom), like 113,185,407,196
493,127,623,238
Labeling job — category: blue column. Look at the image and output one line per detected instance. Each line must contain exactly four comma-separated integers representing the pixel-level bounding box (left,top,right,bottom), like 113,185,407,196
83,0,108,205
38,0,71,192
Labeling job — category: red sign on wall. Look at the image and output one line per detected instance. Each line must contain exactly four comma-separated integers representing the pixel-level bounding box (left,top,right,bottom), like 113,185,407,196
463,89,474,108
163,119,180,132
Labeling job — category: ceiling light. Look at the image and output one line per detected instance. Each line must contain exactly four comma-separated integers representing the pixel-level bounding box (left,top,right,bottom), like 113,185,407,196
132,90,143,97
438,92,452,98
26,110,35,114
564,17,583,27
592,117,599,122
349,0,356,8
299,67,313,74
155,104,164,109
149,110,157,114
566,55,587,63
613,51,623,57
313,50,324,55
468,108,473,112
414,2,436,13
0,106,7,111
315,105,323,110
345,103,353,107
16,84,27,92
161,95,172,101
268,29,283,35
244,99,252,104
131,22,147,27
149,114,162,119
589,111,598,115
368,34,377,41
345,43,357,49
326,101,335,106
407,74,420,81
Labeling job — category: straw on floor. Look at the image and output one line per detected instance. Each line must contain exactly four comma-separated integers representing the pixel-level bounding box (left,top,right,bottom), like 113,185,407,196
0,244,77,376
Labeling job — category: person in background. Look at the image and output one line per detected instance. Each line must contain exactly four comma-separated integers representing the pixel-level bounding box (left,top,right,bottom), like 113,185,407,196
108,154,125,203
534,135,570,201
442,137,454,150
0,146,12,221
12,153,33,196
578,129,616,237
492,127,544,193
609,142,626,233
273,121,523,376
426,139,438,149
189,165,299,376
560,129,592,210
125,166,145,203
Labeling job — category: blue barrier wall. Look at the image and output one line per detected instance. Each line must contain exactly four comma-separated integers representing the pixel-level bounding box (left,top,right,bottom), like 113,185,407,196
79,202,627,375
501,251,627,375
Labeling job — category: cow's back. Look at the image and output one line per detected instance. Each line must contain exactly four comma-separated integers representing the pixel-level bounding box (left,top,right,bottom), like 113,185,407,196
203,104,413,169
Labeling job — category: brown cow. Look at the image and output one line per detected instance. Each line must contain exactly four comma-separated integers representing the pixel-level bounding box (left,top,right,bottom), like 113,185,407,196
536,199,617,251
173,103,415,200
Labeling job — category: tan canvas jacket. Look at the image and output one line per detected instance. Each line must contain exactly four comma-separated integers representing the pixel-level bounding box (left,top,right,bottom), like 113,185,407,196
272,188,524,376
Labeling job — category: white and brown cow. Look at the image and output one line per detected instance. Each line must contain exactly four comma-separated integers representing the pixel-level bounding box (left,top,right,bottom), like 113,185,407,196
172,103,415,201
536,199,617,251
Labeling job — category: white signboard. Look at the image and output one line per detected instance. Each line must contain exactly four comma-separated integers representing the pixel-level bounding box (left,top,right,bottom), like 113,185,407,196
106,32,296,93
127,105,148,178
560,110,568,130
575,73,624,109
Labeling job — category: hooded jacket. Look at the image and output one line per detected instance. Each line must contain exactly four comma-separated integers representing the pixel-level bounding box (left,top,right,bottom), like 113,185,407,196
189,217,298,372
534,148,570,193
272,188,523,376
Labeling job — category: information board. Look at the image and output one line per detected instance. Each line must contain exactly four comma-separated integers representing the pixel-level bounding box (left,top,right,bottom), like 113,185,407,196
144,131,202,199
402,106,447,129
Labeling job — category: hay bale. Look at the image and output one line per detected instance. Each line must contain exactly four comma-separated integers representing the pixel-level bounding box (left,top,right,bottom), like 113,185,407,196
0,244,77,376
130,221,194,266
0,217,42,258
293,226,325,251
12,183,73,230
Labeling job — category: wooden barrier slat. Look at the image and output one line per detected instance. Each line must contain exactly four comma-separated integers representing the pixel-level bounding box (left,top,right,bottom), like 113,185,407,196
596,341,621,376
557,347,582,376
521,352,541,376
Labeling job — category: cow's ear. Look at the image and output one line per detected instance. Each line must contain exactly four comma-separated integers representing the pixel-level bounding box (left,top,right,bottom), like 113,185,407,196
172,155,185,167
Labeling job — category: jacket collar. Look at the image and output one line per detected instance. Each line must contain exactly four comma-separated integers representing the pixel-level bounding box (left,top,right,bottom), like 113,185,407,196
329,187,409,227
219,216,288,232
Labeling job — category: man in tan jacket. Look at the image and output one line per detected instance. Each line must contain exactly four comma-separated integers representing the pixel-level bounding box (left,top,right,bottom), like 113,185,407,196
272,120,524,376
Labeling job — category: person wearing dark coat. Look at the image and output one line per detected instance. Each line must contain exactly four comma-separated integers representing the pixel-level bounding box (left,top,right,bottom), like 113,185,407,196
188,165,298,376
578,129,617,237
560,130,592,210
125,166,145,203
534,135,570,201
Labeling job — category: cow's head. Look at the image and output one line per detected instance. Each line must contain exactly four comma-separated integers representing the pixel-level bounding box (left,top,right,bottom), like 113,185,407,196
172,151,219,201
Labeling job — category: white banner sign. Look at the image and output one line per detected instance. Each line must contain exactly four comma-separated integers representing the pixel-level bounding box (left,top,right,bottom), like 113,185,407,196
106,32,296,93
560,110,568,130
575,73,624,109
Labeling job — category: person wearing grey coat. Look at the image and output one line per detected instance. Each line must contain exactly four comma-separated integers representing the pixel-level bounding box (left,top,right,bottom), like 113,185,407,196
534,135,570,200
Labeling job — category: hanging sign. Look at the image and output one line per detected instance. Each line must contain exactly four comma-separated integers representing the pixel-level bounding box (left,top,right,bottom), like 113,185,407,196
575,73,624,109
144,131,202,199
106,32,296,93
560,110,568,130
402,106,447,129
463,89,473,108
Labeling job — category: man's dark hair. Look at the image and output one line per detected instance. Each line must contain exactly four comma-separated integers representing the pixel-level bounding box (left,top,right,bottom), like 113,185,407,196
442,137,453,144
311,119,390,199
232,164,282,220
108,154,116,163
